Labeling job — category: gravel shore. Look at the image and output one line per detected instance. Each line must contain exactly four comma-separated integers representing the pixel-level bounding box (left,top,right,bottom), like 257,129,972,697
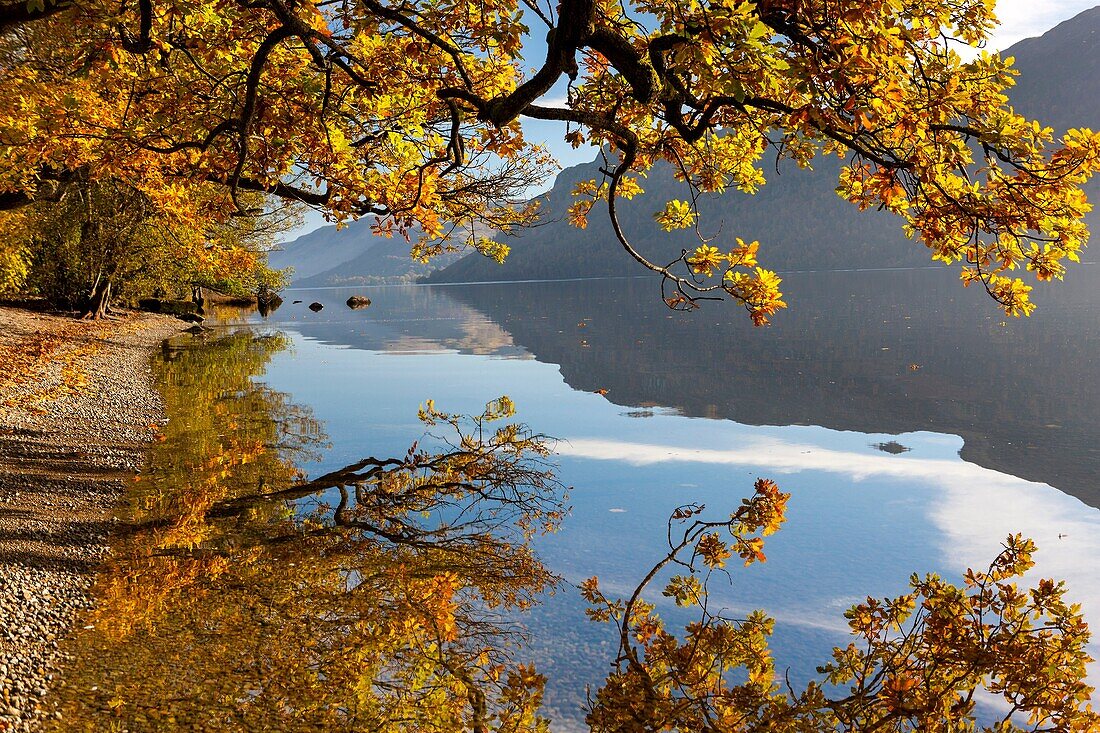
0,307,183,732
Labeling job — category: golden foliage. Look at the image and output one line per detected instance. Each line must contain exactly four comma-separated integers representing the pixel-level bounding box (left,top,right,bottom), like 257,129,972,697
51,332,562,732
1,0,1096,314
583,486,1098,733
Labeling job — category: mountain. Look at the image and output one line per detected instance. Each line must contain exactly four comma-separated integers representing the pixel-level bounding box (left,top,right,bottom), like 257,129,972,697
427,154,932,284
266,221,379,282
292,235,465,287
1005,6,1100,137
428,9,1100,284
268,222,464,286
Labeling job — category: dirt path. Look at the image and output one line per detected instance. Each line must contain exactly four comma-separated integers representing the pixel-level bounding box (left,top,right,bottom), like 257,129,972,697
0,307,184,732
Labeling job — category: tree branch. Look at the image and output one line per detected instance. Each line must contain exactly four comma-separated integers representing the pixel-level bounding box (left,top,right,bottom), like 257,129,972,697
0,0,71,33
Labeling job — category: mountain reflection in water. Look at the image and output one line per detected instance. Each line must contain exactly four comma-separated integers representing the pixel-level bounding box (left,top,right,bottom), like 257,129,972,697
229,270,1100,726
261,269,1100,508
52,269,1100,731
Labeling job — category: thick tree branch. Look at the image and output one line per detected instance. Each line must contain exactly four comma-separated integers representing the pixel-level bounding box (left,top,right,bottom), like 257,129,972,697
118,0,154,53
228,24,295,205
0,0,71,33
587,27,660,104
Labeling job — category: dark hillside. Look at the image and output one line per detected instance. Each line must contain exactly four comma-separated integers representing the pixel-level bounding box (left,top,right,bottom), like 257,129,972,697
429,9,1100,283
1006,6,1100,136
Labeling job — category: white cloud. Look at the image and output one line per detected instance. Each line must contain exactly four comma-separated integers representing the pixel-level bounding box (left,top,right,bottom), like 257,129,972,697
557,433,1100,693
988,0,1096,50
556,435,1025,486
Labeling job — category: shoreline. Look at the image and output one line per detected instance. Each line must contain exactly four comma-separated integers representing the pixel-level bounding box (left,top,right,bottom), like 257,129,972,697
0,306,184,732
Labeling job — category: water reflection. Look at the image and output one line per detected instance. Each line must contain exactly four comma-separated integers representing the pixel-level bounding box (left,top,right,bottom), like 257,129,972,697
52,273,1100,731
50,332,564,732
440,270,1100,508
245,270,1100,507
239,284,526,357
231,274,1100,726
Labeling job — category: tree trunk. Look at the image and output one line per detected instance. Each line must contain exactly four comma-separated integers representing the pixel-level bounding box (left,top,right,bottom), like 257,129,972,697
191,284,205,314
81,277,112,320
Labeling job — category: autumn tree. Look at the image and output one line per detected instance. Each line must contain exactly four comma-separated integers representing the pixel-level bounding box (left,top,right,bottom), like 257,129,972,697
7,0,1098,728
2,175,293,318
0,217,29,296
582,486,1098,733
2,0,1099,319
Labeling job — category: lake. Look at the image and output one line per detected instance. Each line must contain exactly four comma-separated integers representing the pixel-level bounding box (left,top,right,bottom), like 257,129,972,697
51,267,1100,730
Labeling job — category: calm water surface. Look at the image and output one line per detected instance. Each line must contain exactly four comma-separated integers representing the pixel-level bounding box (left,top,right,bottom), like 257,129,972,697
57,268,1100,729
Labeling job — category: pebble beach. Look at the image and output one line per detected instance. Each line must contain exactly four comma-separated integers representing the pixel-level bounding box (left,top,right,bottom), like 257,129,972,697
0,307,182,732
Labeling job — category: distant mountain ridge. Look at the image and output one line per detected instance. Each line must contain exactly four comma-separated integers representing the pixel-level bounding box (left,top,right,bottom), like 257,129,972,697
266,221,380,282
426,153,932,284
267,222,465,286
293,234,465,287
427,8,1100,284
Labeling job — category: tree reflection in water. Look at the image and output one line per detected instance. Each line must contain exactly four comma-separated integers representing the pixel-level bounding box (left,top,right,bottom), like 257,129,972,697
51,331,564,732
50,331,1097,733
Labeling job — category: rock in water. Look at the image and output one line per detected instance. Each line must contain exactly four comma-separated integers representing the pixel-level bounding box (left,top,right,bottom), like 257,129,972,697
346,296,372,309
177,313,205,323
308,302,324,312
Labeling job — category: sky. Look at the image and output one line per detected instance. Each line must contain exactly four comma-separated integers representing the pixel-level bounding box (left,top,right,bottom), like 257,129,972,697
988,0,1098,50
280,0,1099,242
